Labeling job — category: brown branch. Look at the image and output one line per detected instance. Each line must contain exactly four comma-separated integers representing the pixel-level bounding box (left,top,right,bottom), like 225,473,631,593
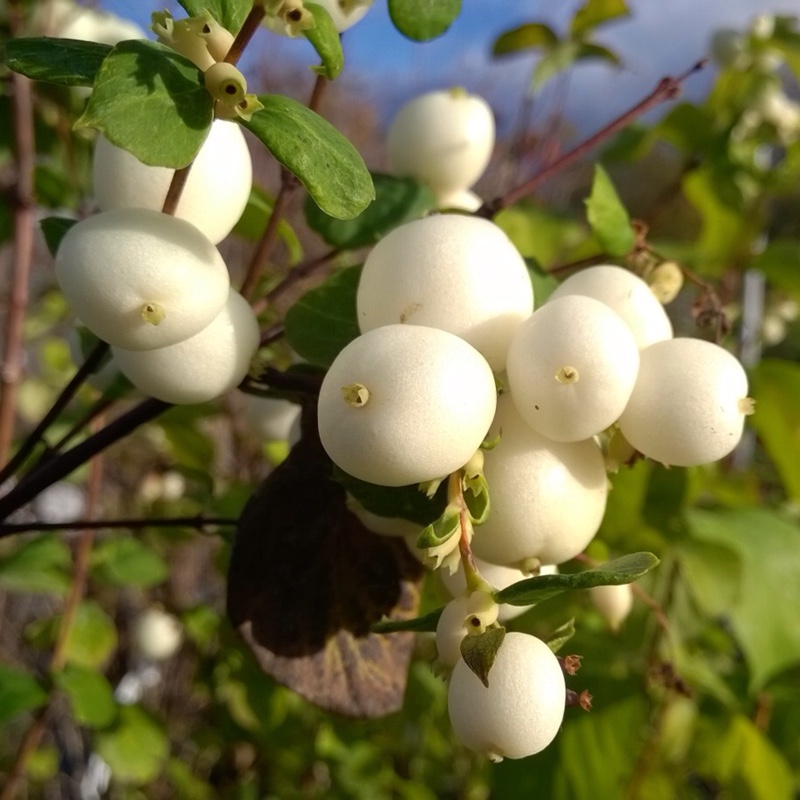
0,515,237,539
0,342,110,487
1,417,105,800
480,59,707,217
0,398,170,522
224,3,267,65
0,67,36,465
254,247,341,313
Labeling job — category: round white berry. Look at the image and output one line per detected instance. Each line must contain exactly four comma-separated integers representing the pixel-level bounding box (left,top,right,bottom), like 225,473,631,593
618,338,751,466
387,88,495,194
548,265,673,348
448,632,566,761
317,325,497,487
92,120,252,244
357,215,533,371
243,395,301,441
111,288,259,404
131,608,183,661
471,395,607,567
55,208,230,351
589,583,634,631
507,295,640,441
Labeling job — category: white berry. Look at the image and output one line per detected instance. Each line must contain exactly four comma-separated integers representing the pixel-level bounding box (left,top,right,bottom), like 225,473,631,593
131,608,183,661
618,338,752,466
387,89,495,194
507,295,640,441
548,265,673,348
92,120,252,244
317,325,497,487
357,215,533,371
55,208,230,351
112,289,259,404
448,632,566,761
589,584,634,631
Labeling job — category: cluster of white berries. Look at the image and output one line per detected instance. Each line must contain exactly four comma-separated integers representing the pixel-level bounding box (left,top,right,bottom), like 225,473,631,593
57,114,257,404
316,88,754,761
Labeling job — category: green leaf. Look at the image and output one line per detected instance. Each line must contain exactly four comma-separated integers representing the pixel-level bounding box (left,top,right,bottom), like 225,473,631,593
94,705,169,785
584,163,635,256
494,552,660,607
242,95,374,220
2,38,111,87
304,173,435,250
687,508,800,692
61,600,118,669
751,239,800,300
575,42,622,66
492,23,559,57
0,536,71,596
372,607,443,634
55,665,116,729
284,265,361,367
0,665,47,725
570,0,630,39
176,0,252,33
749,360,800,502
333,466,447,527
232,186,303,263
532,41,581,90
75,40,213,169
546,617,576,653
304,3,344,80
91,538,168,588
460,626,506,688
388,0,462,42
40,217,77,258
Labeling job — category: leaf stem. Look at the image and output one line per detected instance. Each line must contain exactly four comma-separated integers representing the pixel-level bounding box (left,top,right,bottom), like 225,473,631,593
448,471,484,593
480,59,707,217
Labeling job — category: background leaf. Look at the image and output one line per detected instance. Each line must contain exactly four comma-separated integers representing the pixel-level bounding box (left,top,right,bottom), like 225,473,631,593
0,665,47,725
176,0,252,33
94,705,169,785
570,0,630,39
283,265,361,367
61,600,118,669
584,163,635,256
40,217,77,258
91,538,168,588
304,173,435,250
388,0,462,42
0,536,71,596
492,23,558,57
2,38,111,87
55,665,117,728
233,186,303,262
243,95,374,220
75,40,213,168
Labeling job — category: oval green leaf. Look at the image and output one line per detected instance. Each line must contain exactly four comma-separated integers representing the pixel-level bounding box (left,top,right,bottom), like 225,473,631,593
304,173,435,250
0,665,47,725
2,37,111,87
55,665,117,729
305,3,344,80
283,265,362,367
91,538,168,588
585,163,635,257
242,95,374,220
75,40,213,168
388,0,462,41
494,552,660,607
177,0,252,33
492,23,559,57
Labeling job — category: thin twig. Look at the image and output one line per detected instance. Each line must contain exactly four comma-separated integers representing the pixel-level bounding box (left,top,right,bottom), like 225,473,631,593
0,515,237,539
0,342,109,487
0,65,36,464
253,247,341,314
47,394,118,455
1,416,105,800
479,59,707,218
0,398,170,522
224,3,267,65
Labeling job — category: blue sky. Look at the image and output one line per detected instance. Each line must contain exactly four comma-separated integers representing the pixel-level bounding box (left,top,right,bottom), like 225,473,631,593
101,0,800,135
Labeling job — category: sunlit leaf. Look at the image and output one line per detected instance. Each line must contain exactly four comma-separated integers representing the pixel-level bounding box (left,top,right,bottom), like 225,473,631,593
232,186,303,263
176,0,252,33
2,38,111,87
570,0,630,39
585,163,635,256
75,40,213,168
305,3,344,80
388,0,461,42
242,95,374,220
55,665,117,728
